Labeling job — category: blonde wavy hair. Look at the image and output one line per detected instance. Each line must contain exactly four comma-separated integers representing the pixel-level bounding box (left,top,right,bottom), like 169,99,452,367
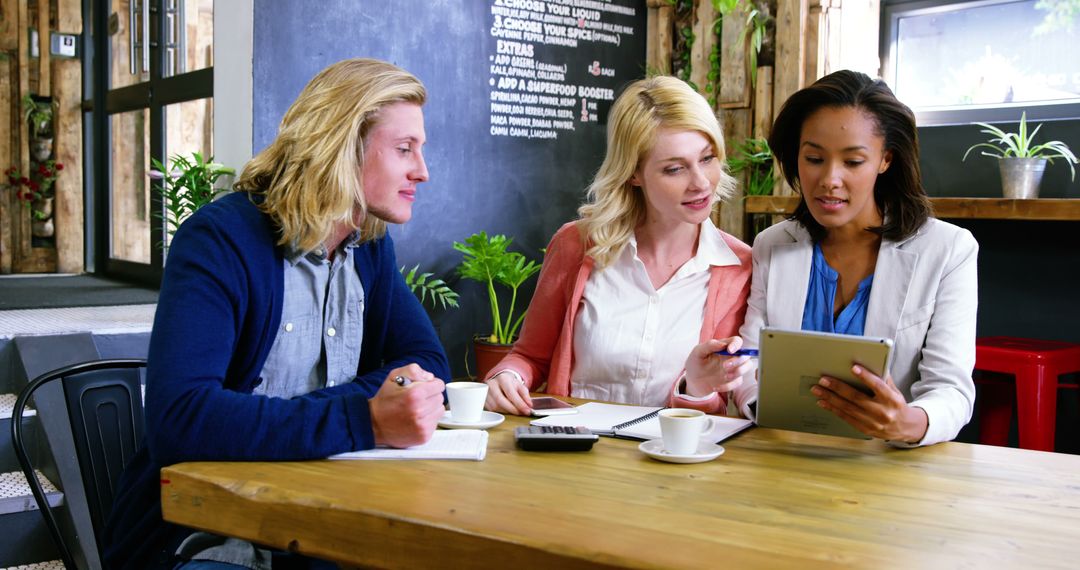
577,76,735,269
234,58,426,252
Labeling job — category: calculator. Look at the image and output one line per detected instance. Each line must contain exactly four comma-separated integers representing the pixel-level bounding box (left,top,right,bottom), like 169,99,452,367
514,425,599,451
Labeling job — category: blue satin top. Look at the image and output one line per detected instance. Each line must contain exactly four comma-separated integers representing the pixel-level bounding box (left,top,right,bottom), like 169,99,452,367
801,243,874,335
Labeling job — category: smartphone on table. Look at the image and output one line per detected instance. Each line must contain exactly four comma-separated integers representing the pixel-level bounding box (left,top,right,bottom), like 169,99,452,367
530,396,578,416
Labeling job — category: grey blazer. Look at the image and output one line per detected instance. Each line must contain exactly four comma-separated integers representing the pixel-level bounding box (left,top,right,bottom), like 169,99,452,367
737,218,979,446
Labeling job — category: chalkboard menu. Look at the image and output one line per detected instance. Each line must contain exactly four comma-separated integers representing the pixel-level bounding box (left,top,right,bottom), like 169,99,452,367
253,0,647,376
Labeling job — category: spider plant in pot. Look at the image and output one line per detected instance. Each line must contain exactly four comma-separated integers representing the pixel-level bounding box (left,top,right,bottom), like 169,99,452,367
453,232,541,380
962,112,1078,199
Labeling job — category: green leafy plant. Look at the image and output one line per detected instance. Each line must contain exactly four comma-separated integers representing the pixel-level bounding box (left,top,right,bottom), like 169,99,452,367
713,0,772,87
400,264,459,310
22,94,55,138
728,137,775,196
151,152,235,240
962,112,1078,181
453,232,542,345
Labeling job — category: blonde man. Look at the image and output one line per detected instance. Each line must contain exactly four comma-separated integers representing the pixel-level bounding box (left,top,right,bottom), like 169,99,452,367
484,76,757,417
105,59,448,570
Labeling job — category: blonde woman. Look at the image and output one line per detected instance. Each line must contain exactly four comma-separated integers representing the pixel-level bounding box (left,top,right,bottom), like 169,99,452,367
104,59,448,570
484,76,755,416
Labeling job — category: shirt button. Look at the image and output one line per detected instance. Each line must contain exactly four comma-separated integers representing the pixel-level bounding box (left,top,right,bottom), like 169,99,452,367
650,297,658,304
327,327,336,337
284,322,294,332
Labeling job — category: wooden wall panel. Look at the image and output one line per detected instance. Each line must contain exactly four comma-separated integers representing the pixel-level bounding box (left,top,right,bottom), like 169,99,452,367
689,0,716,95
772,0,807,196
717,108,751,239
53,59,82,273
656,5,673,75
753,66,774,138
718,2,750,108
0,57,11,273
773,0,807,118
37,0,50,95
0,0,17,50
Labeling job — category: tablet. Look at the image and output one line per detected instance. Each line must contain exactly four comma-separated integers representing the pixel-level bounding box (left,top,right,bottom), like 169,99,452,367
757,327,893,439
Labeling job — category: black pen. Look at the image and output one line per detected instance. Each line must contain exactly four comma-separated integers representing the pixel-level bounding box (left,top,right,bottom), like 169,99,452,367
393,375,412,387
714,349,759,357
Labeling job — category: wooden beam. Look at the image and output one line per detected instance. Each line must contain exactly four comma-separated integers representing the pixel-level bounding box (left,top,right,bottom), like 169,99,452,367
773,0,808,120
0,0,17,51
15,0,32,271
753,66,774,139
647,6,658,73
0,56,11,273
744,196,1080,221
718,2,750,109
690,0,717,97
53,0,82,273
656,5,673,75
37,0,50,95
718,108,751,239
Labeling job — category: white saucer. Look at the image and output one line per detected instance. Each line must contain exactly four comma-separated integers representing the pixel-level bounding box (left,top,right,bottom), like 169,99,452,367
638,439,725,464
438,410,505,430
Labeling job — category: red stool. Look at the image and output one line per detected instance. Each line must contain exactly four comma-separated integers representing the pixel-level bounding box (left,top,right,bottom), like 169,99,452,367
975,337,1080,452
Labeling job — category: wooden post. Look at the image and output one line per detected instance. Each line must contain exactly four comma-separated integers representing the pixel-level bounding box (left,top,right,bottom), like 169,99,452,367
753,66,774,139
646,0,673,75
772,0,808,196
689,0,716,94
717,108,751,239
55,0,83,273
718,2,751,109
37,0,50,96
0,0,15,273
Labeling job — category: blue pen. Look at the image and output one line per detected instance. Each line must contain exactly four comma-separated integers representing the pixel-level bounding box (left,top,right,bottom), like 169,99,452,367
714,348,759,357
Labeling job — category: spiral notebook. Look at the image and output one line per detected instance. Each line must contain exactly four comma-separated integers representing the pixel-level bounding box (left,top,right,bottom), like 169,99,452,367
530,402,752,442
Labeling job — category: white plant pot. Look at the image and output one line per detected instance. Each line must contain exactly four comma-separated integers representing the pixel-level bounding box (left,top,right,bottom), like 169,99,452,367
998,157,1046,199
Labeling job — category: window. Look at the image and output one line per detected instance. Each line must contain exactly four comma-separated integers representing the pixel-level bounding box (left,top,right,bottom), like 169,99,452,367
87,0,214,285
881,0,1080,125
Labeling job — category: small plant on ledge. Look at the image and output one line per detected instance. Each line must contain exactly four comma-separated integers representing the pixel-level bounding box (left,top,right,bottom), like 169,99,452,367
962,112,1078,199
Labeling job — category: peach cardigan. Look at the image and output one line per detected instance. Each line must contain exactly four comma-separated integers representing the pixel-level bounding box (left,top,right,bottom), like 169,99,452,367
490,221,752,413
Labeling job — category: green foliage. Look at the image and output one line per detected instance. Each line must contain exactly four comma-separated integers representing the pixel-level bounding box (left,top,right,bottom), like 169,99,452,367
400,264,459,310
453,232,542,345
728,137,775,196
22,95,54,138
151,152,235,242
1035,0,1080,34
962,113,1078,181
712,0,771,88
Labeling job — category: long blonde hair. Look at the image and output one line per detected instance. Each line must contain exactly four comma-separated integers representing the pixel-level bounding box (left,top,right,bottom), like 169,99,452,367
234,58,426,252
577,76,735,269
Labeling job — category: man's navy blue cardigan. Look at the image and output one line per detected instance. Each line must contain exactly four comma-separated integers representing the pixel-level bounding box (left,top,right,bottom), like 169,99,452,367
103,192,450,569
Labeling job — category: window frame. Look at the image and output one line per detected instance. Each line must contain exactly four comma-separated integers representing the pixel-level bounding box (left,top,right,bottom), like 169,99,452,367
880,0,1080,126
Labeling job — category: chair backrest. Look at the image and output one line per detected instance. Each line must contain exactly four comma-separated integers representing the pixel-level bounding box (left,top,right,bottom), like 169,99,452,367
11,359,147,570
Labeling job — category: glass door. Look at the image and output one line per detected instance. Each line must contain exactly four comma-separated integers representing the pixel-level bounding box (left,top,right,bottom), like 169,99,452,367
90,0,214,285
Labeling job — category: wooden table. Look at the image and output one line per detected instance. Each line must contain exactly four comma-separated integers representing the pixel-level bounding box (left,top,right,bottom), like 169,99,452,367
161,411,1080,569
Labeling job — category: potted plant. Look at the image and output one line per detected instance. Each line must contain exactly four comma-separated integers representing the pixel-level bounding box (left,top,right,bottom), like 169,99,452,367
23,95,55,161
453,232,542,380
6,159,64,237
150,152,235,254
962,112,1078,199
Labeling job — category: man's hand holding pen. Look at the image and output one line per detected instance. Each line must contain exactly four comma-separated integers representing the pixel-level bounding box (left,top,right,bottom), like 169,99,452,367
370,364,446,448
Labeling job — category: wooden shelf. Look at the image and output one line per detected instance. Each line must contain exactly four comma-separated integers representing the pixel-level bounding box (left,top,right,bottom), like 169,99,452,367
744,196,1080,221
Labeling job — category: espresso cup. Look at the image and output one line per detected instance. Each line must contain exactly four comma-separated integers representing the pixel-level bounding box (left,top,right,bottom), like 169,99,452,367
658,409,715,455
446,381,489,423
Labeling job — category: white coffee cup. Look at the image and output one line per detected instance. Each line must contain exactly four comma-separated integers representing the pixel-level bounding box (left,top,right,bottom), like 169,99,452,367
658,409,716,455
446,382,489,423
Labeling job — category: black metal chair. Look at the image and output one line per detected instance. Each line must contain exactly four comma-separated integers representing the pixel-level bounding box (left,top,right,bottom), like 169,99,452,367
11,359,147,570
